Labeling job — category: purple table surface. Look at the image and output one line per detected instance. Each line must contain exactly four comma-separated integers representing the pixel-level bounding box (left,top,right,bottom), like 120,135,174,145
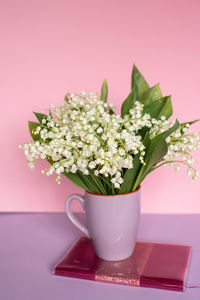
0,213,200,300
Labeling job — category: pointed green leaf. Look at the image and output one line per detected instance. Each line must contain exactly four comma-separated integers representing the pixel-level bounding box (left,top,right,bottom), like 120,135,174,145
33,112,48,124
121,88,136,117
143,96,173,119
28,123,103,192
181,119,200,126
101,80,108,102
28,121,41,141
88,171,108,194
109,108,115,115
81,171,103,194
49,110,53,117
119,155,141,194
140,84,162,106
99,174,113,194
62,171,89,191
131,65,149,99
46,157,89,191
64,167,107,193
64,95,70,102
64,171,107,194
158,96,173,119
180,119,200,135
143,120,179,170
132,120,179,190
119,132,151,193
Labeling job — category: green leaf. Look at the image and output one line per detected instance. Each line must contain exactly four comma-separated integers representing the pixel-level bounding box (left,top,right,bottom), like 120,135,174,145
28,124,103,192
49,110,53,117
140,84,162,106
143,96,173,119
181,119,200,126
47,157,89,191
101,80,108,103
33,112,48,123
180,119,200,135
80,171,102,194
119,154,141,194
28,121,41,141
88,172,108,194
132,120,179,190
99,174,113,194
109,108,115,115
121,88,136,117
119,132,151,193
158,96,173,119
64,95,70,102
131,65,149,99
142,120,179,173
64,169,108,194
62,171,89,191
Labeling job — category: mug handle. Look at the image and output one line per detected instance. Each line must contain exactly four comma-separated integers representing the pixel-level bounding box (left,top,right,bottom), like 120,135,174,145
65,194,90,238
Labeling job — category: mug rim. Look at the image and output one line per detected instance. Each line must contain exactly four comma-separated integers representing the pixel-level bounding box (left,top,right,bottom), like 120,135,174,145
85,185,141,197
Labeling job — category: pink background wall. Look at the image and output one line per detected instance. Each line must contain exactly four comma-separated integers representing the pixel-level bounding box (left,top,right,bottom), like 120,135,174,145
0,0,200,213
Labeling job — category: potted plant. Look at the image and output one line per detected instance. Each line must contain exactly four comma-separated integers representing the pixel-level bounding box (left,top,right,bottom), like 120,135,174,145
20,65,199,261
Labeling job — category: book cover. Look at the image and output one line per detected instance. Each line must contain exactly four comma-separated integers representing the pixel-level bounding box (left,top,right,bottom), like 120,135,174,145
53,237,191,292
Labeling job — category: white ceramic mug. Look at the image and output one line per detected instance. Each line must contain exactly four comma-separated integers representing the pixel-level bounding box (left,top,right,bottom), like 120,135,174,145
65,187,141,261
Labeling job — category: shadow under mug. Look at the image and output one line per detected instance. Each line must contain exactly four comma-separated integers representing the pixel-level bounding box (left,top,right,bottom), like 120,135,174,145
65,187,141,261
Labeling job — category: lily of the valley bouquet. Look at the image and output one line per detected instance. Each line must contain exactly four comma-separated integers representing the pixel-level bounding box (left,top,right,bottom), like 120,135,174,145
20,65,200,195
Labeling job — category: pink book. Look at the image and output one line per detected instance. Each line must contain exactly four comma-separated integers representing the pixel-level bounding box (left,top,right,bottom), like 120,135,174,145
53,237,192,292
